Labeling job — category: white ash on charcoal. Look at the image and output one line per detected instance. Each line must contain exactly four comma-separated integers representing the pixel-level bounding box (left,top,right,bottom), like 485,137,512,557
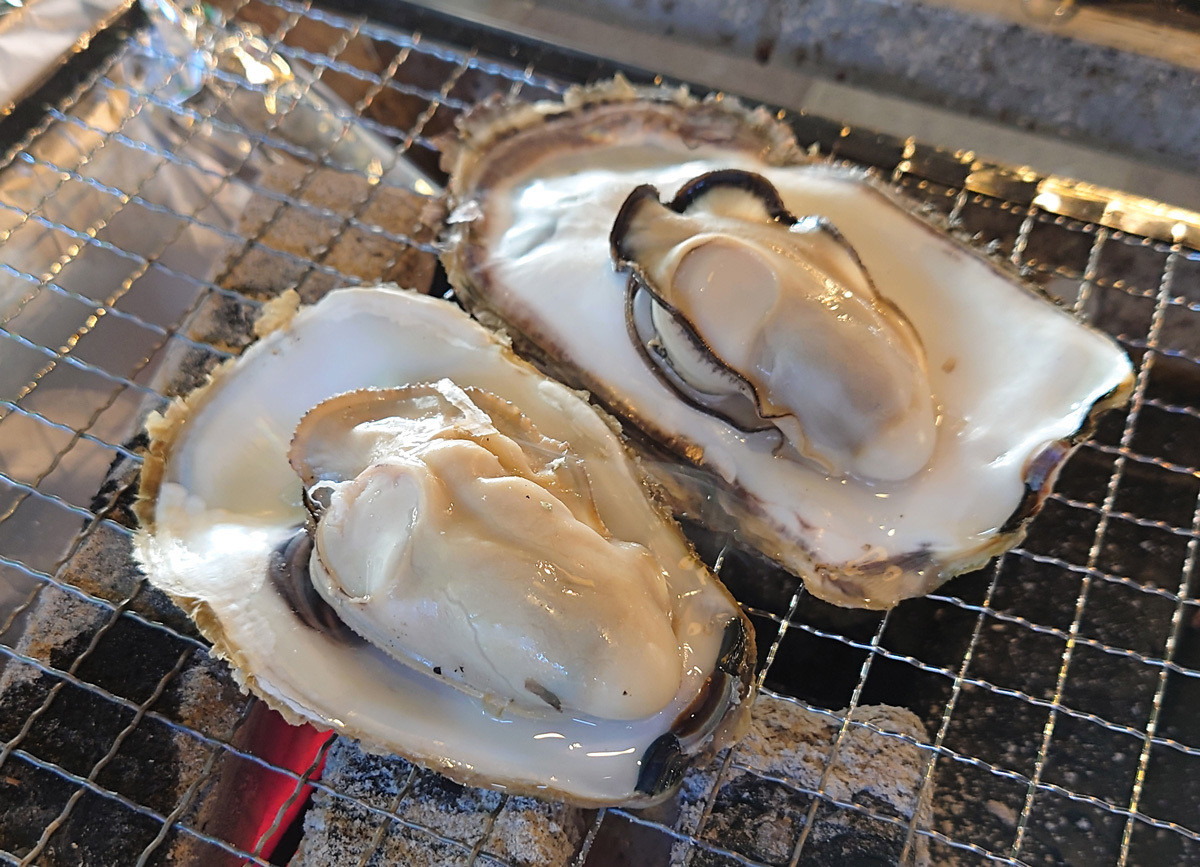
291,738,588,867
626,694,932,867
0,539,250,865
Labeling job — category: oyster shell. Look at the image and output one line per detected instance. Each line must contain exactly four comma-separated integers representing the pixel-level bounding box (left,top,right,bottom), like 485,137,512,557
441,80,1135,609
135,285,755,806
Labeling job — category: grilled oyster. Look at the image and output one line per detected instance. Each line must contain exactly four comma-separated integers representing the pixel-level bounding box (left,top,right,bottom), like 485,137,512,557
611,169,937,483
441,79,1135,609
134,285,754,806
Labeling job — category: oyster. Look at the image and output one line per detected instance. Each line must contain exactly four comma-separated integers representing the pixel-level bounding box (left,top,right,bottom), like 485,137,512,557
441,80,1135,609
135,285,755,806
611,169,937,483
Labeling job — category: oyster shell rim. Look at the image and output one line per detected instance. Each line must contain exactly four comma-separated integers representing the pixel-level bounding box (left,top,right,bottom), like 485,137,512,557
439,78,1137,610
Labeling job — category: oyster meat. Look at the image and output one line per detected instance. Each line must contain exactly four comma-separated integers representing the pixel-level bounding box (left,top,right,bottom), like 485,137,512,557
442,80,1135,609
135,285,754,806
611,169,938,483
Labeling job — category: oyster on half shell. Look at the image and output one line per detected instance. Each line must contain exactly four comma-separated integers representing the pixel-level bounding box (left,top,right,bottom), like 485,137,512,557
441,79,1135,609
134,285,755,806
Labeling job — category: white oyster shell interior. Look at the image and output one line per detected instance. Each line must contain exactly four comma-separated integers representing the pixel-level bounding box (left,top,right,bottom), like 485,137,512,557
135,286,751,806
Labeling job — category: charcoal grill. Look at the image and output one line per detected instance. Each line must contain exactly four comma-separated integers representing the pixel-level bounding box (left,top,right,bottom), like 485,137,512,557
2,1,1200,864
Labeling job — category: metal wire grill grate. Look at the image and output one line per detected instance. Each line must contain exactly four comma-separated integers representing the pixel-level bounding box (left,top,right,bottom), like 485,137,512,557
1,1,1199,864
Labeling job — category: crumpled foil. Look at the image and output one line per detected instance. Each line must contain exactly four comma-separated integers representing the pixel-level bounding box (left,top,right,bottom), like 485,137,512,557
0,0,438,345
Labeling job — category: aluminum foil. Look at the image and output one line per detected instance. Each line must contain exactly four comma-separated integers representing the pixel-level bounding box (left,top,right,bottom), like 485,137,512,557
0,0,437,622
0,0,130,116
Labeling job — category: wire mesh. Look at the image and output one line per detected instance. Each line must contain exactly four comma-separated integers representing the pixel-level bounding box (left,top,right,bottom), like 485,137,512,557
0,1,1199,865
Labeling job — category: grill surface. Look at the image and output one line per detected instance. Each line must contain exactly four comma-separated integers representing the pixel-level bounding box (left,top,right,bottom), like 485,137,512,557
2,1,1200,865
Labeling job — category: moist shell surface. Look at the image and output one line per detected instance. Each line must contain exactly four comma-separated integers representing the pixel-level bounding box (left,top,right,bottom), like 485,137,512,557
134,285,754,806
441,81,1135,609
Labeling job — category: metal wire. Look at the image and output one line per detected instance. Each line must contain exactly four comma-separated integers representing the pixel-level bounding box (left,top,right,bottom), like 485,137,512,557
1,0,1198,865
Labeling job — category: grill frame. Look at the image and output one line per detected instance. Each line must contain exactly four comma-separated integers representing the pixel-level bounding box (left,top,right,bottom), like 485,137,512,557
1,2,1199,865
